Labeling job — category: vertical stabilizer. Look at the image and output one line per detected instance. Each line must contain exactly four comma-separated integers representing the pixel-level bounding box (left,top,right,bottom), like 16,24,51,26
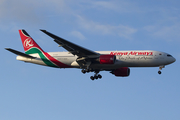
19,29,45,54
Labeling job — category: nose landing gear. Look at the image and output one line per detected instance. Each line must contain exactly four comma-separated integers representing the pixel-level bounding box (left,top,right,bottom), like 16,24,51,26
158,65,165,74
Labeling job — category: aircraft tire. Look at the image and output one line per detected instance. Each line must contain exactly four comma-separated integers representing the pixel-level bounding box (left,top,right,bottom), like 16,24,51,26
94,76,98,79
90,76,94,80
82,69,86,74
158,71,162,74
98,74,102,79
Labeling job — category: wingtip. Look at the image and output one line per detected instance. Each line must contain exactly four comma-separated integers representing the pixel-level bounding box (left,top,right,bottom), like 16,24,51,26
5,48,10,50
40,29,46,32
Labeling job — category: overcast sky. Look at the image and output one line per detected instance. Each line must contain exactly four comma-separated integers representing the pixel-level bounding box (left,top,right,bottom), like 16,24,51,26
1,0,180,120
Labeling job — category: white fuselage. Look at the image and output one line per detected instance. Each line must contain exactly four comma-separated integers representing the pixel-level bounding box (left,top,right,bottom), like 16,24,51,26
16,50,176,70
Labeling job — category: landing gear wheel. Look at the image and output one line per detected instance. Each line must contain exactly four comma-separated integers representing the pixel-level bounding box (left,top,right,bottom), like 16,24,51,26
98,74,102,79
86,69,90,73
90,76,94,80
81,69,86,74
158,71,162,74
95,76,98,79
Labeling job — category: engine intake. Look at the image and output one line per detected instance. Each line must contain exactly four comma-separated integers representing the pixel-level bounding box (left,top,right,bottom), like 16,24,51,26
99,55,116,64
112,67,130,77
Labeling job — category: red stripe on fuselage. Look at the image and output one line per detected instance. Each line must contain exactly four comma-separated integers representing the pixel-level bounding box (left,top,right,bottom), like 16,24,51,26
43,52,72,68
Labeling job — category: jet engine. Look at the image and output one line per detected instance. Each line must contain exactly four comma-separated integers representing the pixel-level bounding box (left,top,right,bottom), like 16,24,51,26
111,67,130,77
98,55,116,64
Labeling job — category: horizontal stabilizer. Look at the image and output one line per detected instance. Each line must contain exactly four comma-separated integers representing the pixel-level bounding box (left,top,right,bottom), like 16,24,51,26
5,48,36,59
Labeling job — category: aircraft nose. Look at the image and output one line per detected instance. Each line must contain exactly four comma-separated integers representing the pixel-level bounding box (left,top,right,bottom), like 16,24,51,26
166,54,176,64
172,57,176,63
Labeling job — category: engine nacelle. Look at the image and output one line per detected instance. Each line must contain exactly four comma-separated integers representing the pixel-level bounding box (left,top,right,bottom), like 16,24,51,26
99,55,116,64
112,67,130,77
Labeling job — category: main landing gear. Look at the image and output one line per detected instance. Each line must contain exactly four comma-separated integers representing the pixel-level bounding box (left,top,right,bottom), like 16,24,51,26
158,65,165,74
90,71,102,80
81,69,102,80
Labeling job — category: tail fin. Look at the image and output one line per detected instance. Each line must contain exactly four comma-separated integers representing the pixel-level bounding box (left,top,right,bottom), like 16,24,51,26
19,29,45,54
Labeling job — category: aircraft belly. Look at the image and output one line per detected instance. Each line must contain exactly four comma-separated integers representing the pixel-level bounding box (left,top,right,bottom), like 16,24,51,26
89,59,163,69
89,62,154,69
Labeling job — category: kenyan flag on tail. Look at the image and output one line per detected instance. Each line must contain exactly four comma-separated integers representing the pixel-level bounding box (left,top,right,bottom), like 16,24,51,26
19,29,45,54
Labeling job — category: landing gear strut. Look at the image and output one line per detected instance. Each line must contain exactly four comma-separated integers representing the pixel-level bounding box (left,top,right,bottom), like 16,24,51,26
158,65,165,74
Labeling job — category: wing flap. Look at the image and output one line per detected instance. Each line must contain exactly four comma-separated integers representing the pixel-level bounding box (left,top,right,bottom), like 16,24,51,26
5,48,36,59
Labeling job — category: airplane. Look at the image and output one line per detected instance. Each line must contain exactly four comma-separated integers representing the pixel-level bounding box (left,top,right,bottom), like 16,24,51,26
5,29,176,80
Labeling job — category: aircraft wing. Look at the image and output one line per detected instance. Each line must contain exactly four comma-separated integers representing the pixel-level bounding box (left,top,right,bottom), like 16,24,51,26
40,30,100,57
5,48,36,59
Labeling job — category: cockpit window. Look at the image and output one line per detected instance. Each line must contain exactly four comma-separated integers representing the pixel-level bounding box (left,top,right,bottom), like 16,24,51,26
167,54,172,57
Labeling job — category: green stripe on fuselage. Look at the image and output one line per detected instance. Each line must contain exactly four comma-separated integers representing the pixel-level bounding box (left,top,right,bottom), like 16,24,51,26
25,48,58,68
